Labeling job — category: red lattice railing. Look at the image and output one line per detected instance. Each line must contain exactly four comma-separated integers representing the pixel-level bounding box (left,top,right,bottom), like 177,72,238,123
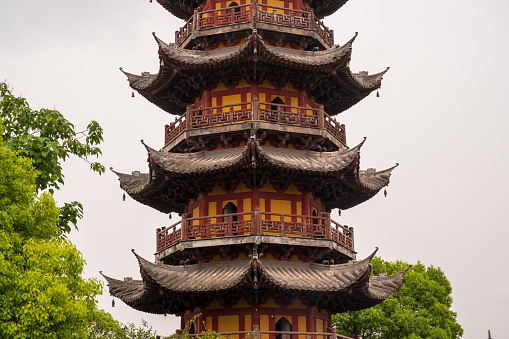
156,208,354,252
182,327,353,339
164,100,346,145
175,2,333,46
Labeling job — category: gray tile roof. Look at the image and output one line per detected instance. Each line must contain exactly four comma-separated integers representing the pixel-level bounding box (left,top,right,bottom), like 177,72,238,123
121,32,386,116
102,249,408,314
112,140,397,213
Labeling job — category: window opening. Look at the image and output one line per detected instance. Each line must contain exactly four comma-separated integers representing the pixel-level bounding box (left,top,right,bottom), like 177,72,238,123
223,202,238,222
275,317,292,339
228,2,240,13
271,97,285,112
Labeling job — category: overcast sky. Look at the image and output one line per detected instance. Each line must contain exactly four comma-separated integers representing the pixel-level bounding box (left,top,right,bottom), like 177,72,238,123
1,0,508,337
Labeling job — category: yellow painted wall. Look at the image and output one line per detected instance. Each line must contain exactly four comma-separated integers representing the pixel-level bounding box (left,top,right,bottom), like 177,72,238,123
237,79,251,89
298,316,307,339
287,297,306,309
206,316,213,331
192,206,200,226
232,296,251,309
286,183,300,195
220,93,242,107
209,201,217,223
213,82,228,92
283,81,297,92
296,201,302,215
243,198,252,219
245,315,252,332
259,183,277,193
259,79,275,90
207,298,224,310
236,182,252,193
210,183,224,196
260,198,265,212
271,199,292,220
262,297,278,308
291,97,299,112
264,0,290,15
209,254,223,263
316,318,324,333
218,315,239,333
260,315,270,339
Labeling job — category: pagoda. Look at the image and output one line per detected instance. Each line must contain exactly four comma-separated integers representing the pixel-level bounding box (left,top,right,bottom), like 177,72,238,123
103,0,407,337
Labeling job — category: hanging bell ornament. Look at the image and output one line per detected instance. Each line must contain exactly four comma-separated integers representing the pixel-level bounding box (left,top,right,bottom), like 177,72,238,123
384,189,387,197
123,193,126,201
376,90,380,97
112,298,115,307
150,0,153,2
169,214,172,219
131,91,135,97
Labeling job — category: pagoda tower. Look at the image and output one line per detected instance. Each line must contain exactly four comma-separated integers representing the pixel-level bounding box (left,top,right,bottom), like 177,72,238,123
103,0,407,337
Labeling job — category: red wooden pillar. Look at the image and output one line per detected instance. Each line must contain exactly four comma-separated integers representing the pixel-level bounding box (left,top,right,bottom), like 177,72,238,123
253,95,260,121
269,314,276,339
324,212,331,239
252,307,260,330
181,213,188,241
253,206,261,234
318,105,324,129
307,307,315,334
302,192,310,237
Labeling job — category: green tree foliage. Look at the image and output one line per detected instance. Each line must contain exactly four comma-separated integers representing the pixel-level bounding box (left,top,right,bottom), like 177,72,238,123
332,257,463,339
0,82,104,234
0,137,121,338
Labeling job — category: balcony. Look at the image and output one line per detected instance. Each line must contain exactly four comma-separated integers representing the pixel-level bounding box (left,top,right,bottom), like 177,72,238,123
156,208,354,253
164,99,346,146
175,2,334,47
182,327,353,339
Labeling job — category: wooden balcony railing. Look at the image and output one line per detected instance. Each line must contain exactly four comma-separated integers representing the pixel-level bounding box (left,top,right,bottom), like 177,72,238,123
175,2,334,46
156,207,354,252
164,99,346,145
181,327,353,339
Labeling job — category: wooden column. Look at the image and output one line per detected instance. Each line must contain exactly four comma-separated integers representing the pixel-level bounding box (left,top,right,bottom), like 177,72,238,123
181,213,188,241
324,212,331,239
253,206,261,234
318,105,324,129
306,307,314,333
253,95,260,121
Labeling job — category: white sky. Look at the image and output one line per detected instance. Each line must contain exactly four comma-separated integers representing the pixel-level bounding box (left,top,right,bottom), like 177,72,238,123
1,0,508,337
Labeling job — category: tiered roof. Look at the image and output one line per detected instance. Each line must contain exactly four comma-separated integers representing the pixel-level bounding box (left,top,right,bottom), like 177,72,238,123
122,32,387,115
112,139,397,214
102,249,408,314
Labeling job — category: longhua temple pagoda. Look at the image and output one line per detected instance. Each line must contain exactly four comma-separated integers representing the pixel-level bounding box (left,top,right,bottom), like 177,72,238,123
102,0,407,337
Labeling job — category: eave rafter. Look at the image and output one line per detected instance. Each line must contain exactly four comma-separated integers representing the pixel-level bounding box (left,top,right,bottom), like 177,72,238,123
121,32,387,115
112,139,397,213
102,248,408,314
